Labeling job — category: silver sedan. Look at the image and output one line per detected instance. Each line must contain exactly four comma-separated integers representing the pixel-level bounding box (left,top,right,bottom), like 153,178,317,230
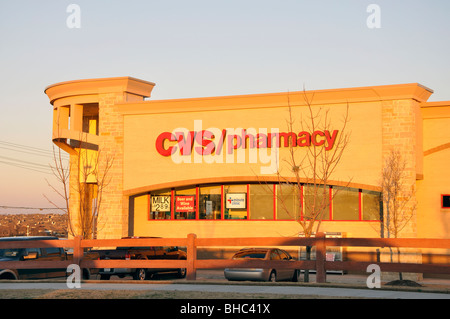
224,248,300,282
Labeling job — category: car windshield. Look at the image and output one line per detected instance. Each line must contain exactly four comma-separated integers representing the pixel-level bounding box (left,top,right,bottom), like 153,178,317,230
0,249,24,258
233,250,268,259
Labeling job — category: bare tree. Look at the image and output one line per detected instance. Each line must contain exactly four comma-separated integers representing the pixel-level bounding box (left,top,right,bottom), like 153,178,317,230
274,91,351,281
380,149,416,281
45,144,73,235
45,137,114,239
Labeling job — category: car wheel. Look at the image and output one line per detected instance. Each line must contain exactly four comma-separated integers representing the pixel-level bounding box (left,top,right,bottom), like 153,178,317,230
134,268,148,280
268,271,277,282
177,268,186,278
82,269,91,280
100,274,110,280
292,270,301,282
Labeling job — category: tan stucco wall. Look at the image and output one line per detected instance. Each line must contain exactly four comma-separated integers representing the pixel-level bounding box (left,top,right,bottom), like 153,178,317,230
417,103,450,239
122,99,383,194
119,84,432,240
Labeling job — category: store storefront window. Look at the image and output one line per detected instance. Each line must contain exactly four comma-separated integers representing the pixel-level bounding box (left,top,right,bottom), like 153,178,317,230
332,187,359,220
304,185,330,221
223,185,247,219
362,190,381,220
249,184,274,220
199,186,221,219
137,183,382,222
149,189,171,219
174,188,196,219
276,184,300,220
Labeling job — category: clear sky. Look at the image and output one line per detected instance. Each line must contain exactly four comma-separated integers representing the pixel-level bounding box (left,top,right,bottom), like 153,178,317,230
0,0,449,214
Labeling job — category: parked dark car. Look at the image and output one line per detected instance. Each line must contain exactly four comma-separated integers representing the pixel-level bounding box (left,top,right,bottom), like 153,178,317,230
224,247,300,282
0,236,99,280
93,237,187,280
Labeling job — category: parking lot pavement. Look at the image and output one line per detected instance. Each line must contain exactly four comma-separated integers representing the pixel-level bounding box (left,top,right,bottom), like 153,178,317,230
0,270,449,299
196,270,450,289
95,270,450,299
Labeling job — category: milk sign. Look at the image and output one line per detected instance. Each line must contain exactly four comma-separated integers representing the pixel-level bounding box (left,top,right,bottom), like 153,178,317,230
151,196,171,212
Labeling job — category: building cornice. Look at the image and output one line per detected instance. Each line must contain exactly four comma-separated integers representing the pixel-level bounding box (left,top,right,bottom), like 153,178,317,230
45,76,155,106
117,83,434,115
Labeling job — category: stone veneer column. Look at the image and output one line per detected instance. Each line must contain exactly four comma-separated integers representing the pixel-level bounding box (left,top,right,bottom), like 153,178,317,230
381,99,418,238
68,154,80,237
381,99,421,281
97,92,128,239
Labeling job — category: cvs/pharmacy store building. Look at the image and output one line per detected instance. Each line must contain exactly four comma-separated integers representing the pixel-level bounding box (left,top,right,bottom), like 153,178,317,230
45,77,450,267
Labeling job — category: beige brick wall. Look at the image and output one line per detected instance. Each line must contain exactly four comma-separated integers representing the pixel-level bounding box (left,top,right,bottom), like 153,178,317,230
381,99,418,239
68,154,80,237
381,99,422,280
97,93,128,239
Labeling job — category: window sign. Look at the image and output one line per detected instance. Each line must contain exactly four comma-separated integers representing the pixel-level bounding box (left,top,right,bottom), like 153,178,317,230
176,196,196,212
151,196,171,212
206,201,213,215
226,193,246,209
